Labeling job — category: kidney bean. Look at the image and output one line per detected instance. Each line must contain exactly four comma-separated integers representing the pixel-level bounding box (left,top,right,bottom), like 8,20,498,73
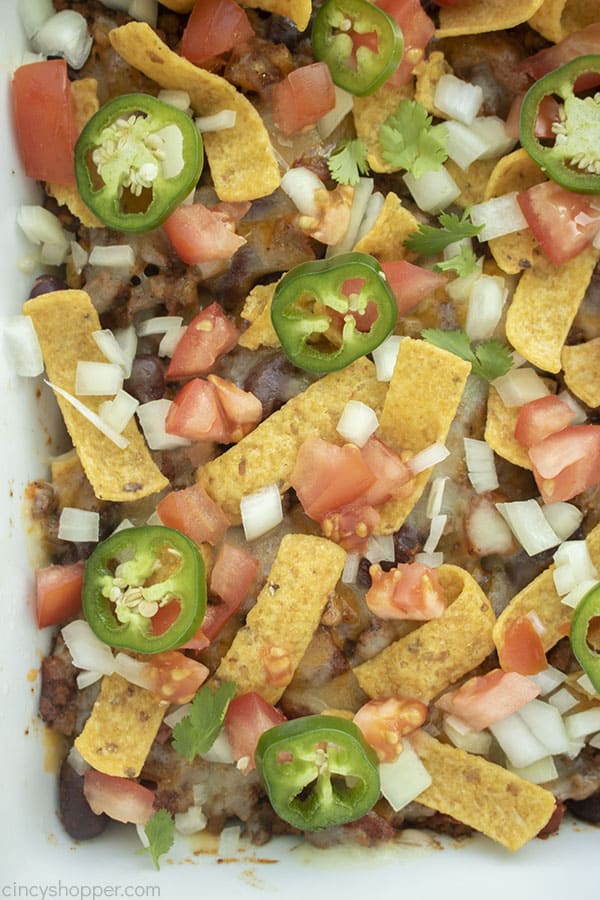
243,352,301,419
28,274,69,298
566,792,600,824
124,354,166,404
59,758,109,840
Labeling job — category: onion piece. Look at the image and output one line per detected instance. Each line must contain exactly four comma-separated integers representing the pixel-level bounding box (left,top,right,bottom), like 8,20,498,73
19,0,55,39
365,533,395,564
280,167,323,217
17,205,69,262
163,704,192,729
240,483,283,541
31,10,92,70
527,666,566,696
517,699,570,755
100,390,139,434
354,191,385,245
137,316,183,337
408,442,450,474
464,437,499,493
469,116,516,160
588,732,600,749
469,193,528,242
175,806,207,836
564,708,600,740
113,653,155,691
442,717,492,755
200,730,235,764
488,711,549,768
88,245,135,270
548,687,578,714
372,335,402,382
58,507,100,543
426,476,448,519
577,673,600,698
4,315,44,377
466,497,516,557
67,745,89,776
217,824,241,861
128,0,158,26
542,502,583,542
403,167,461,214
495,499,561,556
158,89,191,112
75,360,124,397
114,325,137,378
424,515,447,554
46,380,129,449
464,274,507,342
557,390,587,424
553,540,598,599
445,258,483,302
491,367,550,408
112,518,134,534
326,177,373,256
379,739,432,812
195,110,237,132
159,326,186,358
434,74,483,125
77,670,103,689
70,240,89,274
342,552,360,584
508,755,558,785
61,620,115,675
560,578,600,609
414,551,443,568
444,120,487,171
92,329,129,371
137,399,191,451
317,85,354,139
336,400,379,447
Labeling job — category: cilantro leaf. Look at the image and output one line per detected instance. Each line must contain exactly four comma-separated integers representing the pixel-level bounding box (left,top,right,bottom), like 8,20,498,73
434,244,479,278
327,139,370,186
172,681,236,763
139,809,174,871
404,208,483,256
421,329,512,382
380,99,448,177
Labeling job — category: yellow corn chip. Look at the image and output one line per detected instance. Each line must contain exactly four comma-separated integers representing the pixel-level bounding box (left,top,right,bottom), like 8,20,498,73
244,0,312,30
414,52,453,119
353,565,495,702
436,0,545,37
484,386,533,470
505,246,600,373
411,730,556,851
562,339,600,408
529,0,599,42
376,338,471,533
238,281,280,350
197,358,387,522
353,83,414,173
484,149,546,275
23,290,169,502
159,0,193,10
75,673,165,778
214,534,346,704
109,22,280,202
353,192,420,261
446,157,498,209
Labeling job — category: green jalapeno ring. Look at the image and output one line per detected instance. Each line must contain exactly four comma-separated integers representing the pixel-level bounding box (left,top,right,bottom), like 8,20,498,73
570,582,600,693
271,251,398,374
255,714,381,831
520,55,600,194
75,92,204,233
82,525,206,654
312,0,404,97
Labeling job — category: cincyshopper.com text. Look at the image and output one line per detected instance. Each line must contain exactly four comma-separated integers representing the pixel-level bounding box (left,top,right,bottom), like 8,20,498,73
1,884,161,900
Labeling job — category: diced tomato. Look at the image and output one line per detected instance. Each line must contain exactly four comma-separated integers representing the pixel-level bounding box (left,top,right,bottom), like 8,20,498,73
375,0,435,87
147,650,209,703
517,23,600,90
528,425,600,503
290,436,376,520
366,561,445,621
499,615,547,676
359,436,413,506
157,482,229,546
435,669,540,732
163,203,246,267
208,374,263,440
381,261,447,317
517,181,600,266
224,692,286,772
181,0,254,64
83,771,155,825
272,62,336,136
12,60,77,185
353,697,428,762
35,561,84,628
166,378,231,443
150,600,181,637
505,92,561,140
514,395,576,448
321,503,380,553
210,542,259,614
166,303,239,380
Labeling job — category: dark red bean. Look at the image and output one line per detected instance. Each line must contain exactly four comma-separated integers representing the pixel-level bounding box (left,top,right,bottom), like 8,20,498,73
243,352,300,419
124,354,166,404
59,758,109,840
28,274,69,298
566,792,600,824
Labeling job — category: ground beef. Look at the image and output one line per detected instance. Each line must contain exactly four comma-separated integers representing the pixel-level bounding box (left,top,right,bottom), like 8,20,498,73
223,36,294,98
39,655,78,736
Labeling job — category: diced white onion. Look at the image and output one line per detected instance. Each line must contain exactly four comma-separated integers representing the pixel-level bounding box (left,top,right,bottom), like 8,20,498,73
67,745,89,776
317,86,354,139
92,329,130,372
589,732,600,749
192,784,208,807
70,240,89,274
414,551,444,567
280,167,324,217
445,259,483,302
19,0,55,39
564,708,600,740
112,518,134,534
496,499,561,556
200,730,235,764
88,245,135,270
17,205,69,261
146,510,163,527
379,740,432,812
527,666,567,696
97,0,129,9
464,438,499,493
58,507,100,543
408,442,450,474
76,670,103,689
542,503,583,542
434,74,483,125
557,390,587,424
469,116,516,160
466,498,516,556
4,315,44,377
240,483,283,541
548,687,578,714
137,399,191,450
113,652,155,691
163,704,192,729
328,177,373,256
46,380,129,449
424,514,447,554
489,711,549,768
154,124,184,179
217,824,241,860
342,552,360,584
137,316,183,338
577,673,600,698
442,717,492,755
365,533,395,564
444,120,488,171
336,400,379,447
99,390,139,434
195,110,237,132
75,360,124,397
553,540,598,597
426,477,448,519
31,10,92,69
372,335,402,382
491,367,550,407
61,620,115,675
517,699,570,755
469,193,528,242
114,325,137,378
403,167,461,214
158,89,191,112
508,756,558,785
444,237,472,261
158,326,186,358
464,274,507,342
175,806,207,836
21,51,46,66
560,579,600,609
41,242,70,266
128,0,158,26
136,824,150,849
354,192,385,245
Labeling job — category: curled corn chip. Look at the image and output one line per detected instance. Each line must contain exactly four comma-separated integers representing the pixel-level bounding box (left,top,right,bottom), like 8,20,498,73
562,339,600,409
436,0,546,37
353,192,420,261
414,51,454,119
446,157,498,209
244,0,312,30
238,281,281,350
529,0,600,42
484,385,533,470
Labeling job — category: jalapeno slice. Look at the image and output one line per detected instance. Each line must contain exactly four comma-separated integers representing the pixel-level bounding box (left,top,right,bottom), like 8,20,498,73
312,0,404,97
82,525,206,654
255,715,381,830
270,251,398,374
570,582,600,693
75,93,204,232
520,55,600,194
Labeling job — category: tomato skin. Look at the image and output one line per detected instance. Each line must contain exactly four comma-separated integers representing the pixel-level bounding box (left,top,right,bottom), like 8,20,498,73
35,561,85,628
83,771,155,825
517,181,600,266
320,503,380,553
359,436,413,506
505,92,560,140
366,562,445,621
12,60,77,185
166,378,231,443
498,615,547,676
381,261,447,316
166,303,239,380
181,0,254,64
208,374,263,440
290,436,376,519
353,697,428,762
224,692,286,772
157,482,229,546
435,669,540,732
147,650,209,703
518,23,600,89
163,203,246,266
375,0,435,87
514,395,576,448
209,543,259,617
272,62,336,136
528,425,600,503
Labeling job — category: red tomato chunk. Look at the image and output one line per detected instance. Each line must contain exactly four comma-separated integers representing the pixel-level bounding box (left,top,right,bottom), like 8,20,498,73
499,615,548,676
35,561,85,628
435,669,540,732
166,303,239,380
157,482,229,546
83,771,154,825
353,697,428,762
514,395,576,448
366,561,445,621
224,692,286,773
517,181,600,267
181,0,254,64
163,203,247,266
528,425,600,503
272,62,336,136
